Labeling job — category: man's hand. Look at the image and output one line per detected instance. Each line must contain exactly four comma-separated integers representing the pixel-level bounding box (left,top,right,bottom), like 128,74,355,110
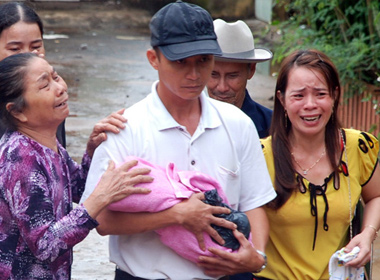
172,193,237,250
86,108,127,157
84,159,153,219
198,230,265,277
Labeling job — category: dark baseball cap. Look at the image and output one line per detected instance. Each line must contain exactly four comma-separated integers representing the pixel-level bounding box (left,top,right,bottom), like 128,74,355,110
149,0,222,61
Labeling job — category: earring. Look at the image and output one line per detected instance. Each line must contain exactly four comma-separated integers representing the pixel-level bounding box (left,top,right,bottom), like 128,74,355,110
284,110,288,128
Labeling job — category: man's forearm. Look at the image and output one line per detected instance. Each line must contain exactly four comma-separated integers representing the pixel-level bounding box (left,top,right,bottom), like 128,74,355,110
96,207,180,236
245,207,269,252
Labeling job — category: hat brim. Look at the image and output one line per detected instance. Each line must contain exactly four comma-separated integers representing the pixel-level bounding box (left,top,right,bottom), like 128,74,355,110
159,39,222,61
215,47,273,63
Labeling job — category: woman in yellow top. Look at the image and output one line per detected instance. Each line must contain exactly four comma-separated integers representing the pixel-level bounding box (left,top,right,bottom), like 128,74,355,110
256,49,380,280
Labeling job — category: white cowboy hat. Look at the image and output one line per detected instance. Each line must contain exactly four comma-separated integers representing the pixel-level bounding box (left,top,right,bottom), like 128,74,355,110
213,19,273,63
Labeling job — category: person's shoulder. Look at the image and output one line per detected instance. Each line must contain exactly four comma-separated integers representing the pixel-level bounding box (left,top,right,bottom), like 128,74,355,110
255,101,273,115
260,135,272,150
250,97,272,112
343,128,379,154
102,96,154,146
343,128,378,142
0,132,46,166
260,135,272,144
208,96,237,110
343,128,361,137
1,131,28,151
208,97,251,122
122,94,153,121
243,91,272,112
209,98,256,134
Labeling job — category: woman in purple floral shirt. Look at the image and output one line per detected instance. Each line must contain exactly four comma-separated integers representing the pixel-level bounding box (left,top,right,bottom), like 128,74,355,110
0,53,153,280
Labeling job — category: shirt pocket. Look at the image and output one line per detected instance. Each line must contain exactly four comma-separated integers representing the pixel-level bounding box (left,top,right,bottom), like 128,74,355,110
217,164,241,210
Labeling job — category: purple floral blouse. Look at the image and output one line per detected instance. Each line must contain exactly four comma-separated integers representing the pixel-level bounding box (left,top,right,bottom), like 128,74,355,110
0,131,99,280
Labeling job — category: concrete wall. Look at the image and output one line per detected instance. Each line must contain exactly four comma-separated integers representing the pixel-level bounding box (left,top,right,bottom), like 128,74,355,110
124,0,255,19
0,0,256,19
205,0,255,19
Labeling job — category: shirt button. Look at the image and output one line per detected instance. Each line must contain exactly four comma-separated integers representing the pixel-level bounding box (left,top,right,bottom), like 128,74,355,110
191,160,196,165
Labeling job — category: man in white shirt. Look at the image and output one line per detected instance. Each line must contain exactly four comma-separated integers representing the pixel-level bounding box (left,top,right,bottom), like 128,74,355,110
80,1,276,279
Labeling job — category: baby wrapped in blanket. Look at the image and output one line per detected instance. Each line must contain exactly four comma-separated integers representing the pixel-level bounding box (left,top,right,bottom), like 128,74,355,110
107,156,252,263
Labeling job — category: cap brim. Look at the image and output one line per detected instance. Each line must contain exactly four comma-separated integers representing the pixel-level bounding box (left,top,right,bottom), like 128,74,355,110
215,48,273,63
159,39,222,61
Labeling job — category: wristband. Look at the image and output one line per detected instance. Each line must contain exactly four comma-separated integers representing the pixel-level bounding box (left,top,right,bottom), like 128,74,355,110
253,249,267,273
365,225,378,240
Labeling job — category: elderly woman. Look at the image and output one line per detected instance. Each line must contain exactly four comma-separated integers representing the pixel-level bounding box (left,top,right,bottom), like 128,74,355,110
255,49,380,280
0,53,154,279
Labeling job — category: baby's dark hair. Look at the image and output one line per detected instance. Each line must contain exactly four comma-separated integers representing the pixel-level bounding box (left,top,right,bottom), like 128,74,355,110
0,53,38,130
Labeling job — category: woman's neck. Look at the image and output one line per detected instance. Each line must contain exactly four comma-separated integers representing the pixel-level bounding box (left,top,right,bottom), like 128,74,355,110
18,126,58,153
289,130,325,152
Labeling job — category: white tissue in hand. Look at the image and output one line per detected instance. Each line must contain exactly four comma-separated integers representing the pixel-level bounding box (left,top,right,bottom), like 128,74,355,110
329,246,364,280
336,246,360,263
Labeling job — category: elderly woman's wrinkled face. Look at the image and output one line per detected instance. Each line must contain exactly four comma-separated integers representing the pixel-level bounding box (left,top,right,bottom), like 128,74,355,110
280,66,334,138
0,21,45,61
19,57,68,129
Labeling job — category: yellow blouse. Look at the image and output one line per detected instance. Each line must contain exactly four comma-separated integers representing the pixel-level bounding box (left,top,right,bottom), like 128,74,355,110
258,129,379,280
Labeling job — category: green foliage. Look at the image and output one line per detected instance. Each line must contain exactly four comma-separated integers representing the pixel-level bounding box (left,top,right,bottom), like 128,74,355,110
272,0,380,98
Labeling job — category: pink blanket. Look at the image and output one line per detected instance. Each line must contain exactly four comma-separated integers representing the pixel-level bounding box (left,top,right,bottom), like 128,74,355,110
108,156,251,263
